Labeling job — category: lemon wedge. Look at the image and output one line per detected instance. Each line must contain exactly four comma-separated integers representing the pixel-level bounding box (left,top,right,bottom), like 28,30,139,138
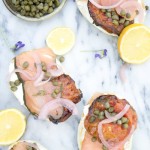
0,109,26,145
46,27,75,55
118,24,150,64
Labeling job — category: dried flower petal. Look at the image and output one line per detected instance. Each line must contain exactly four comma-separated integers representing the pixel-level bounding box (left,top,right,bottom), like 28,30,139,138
13,41,25,51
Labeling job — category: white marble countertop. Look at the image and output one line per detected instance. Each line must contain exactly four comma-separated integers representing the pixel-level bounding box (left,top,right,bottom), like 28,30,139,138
0,1,150,150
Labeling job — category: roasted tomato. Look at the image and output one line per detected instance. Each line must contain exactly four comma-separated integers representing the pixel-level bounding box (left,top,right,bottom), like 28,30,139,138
84,95,137,142
88,2,134,35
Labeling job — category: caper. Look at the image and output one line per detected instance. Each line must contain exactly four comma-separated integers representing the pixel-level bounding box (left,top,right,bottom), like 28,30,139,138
104,102,110,109
48,1,53,6
108,107,114,113
38,90,46,96
117,120,122,125
124,21,130,27
52,81,58,86
54,89,60,94
111,11,117,16
126,13,131,19
35,13,40,18
11,86,18,92
27,146,33,150
107,9,112,12
100,111,104,116
22,61,29,69
48,7,54,14
43,5,49,12
45,72,51,78
98,115,105,120
9,81,15,87
37,3,44,10
54,0,60,7
59,56,65,63
112,20,119,26
42,66,47,72
106,12,111,18
91,137,97,142
51,92,57,98
25,5,30,11
31,6,36,12
94,110,100,116
119,18,125,24
121,117,128,123
12,0,17,5
14,80,20,86
28,1,33,5
120,10,126,16
101,9,106,13
145,6,149,11
123,123,129,129
135,10,139,15
102,145,108,150
89,116,96,123
112,15,119,20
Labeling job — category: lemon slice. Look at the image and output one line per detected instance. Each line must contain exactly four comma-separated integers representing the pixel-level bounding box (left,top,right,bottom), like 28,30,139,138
46,27,75,55
118,24,150,64
0,109,26,145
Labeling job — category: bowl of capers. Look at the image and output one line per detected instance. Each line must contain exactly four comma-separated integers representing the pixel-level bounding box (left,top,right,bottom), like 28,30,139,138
3,0,67,21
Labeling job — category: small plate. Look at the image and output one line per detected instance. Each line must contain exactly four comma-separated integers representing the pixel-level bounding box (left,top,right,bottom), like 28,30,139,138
3,0,67,21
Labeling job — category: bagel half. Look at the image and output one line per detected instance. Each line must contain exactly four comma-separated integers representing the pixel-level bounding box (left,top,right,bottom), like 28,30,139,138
78,93,137,150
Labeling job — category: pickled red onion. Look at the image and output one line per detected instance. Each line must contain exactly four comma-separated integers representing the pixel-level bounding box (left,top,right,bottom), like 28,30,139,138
89,0,124,9
116,1,145,22
39,98,78,120
34,71,51,87
98,104,131,149
9,53,42,81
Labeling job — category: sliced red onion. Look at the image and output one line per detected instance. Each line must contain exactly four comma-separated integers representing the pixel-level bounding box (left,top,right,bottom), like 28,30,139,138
9,53,42,81
38,98,78,120
89,0,124,9
116,1,145,22
98,104,131,149
47,62,63,77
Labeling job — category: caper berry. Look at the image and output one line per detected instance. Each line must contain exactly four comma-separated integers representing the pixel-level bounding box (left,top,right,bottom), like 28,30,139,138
98,115,105,120
52,81,58,86
22,61,29,69
119,18,125,24
104,102,110,109
9,81,15,87
94,110,100,116
120,10,126,16
100,111,104,116
117,120,122,125
123,123,129,129
108,107,114,113
11,86,18,92
14,80,20,86
59,56,65,63
106,12,111,18
54,89,60,94
91,137,97,142
89,116,96,123
112,20,119,26
126,13,131,19
51,92,57,98
112,15,119,20
124,21,130,27
45,72,51,78
121,117,128,123
145,6,149,11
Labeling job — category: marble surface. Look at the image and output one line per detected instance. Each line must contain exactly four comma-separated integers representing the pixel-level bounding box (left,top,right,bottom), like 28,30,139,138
0,0,150,150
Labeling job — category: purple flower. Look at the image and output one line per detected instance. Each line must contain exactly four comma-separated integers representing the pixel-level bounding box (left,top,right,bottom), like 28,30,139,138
13,41,25,51
95,49,107,59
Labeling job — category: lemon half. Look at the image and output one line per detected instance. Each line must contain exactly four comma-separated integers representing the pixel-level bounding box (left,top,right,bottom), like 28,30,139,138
118,24,150,64
46,27,75,55
0,109,26,145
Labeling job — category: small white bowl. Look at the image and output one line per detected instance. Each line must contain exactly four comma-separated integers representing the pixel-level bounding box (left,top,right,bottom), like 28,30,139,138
3,0,67,21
